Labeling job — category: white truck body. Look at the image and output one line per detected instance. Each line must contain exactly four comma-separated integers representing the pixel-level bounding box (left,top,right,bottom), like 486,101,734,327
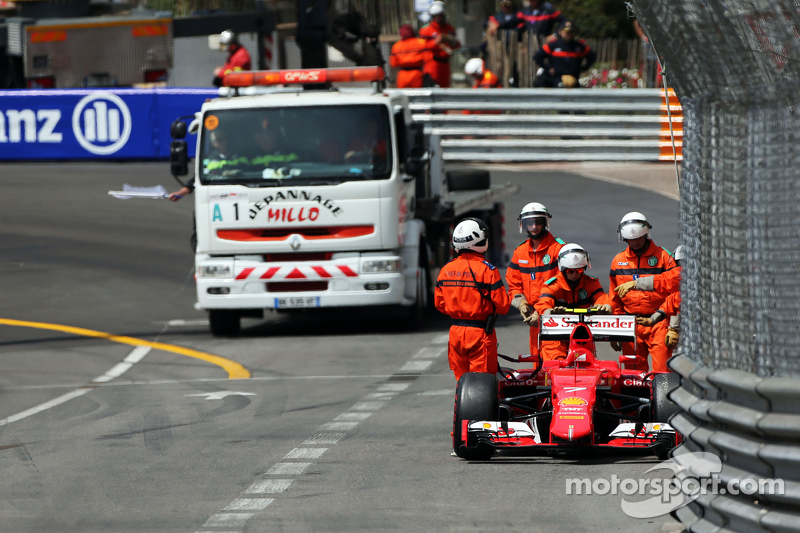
182,84,518,335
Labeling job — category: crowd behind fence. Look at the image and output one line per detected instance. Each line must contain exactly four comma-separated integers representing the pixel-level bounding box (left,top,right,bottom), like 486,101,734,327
484,30,662,89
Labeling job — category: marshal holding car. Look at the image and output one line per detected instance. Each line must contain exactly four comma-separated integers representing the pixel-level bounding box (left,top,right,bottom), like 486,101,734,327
167,66,519,336
453,308,681,460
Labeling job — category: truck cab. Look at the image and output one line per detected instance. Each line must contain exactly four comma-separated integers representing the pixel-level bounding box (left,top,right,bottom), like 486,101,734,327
170,67,518,336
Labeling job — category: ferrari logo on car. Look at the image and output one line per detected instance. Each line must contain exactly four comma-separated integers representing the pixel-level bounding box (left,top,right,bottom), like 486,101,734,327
558,397,588,406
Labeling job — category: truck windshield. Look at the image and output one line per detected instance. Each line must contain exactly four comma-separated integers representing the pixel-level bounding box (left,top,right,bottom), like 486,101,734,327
198,104,393,185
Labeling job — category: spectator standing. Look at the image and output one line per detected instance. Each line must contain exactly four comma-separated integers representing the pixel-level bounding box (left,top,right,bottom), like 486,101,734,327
487,0,524,36
519,0,565,38
212,30,251,87
390,23,439,88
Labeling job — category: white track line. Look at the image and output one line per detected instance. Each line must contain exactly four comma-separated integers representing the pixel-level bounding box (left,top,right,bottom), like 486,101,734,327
335,412,372,421
265,463,312,475
400,360,433,372
245,479,294,494
0,388,91,427
283,448,327,460
224,498,274,511
0,345,152,427
197,333,446,530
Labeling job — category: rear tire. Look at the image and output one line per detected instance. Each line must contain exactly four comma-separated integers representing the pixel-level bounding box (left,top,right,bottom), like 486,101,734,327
453,372,498,460
651,372,681,423
208,310,240,337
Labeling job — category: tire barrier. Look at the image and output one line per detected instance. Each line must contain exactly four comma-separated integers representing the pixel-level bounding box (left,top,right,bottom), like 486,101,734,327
668,354,800,533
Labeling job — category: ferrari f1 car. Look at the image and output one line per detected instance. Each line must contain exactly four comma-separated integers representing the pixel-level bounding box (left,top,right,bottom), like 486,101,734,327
453,309,681,461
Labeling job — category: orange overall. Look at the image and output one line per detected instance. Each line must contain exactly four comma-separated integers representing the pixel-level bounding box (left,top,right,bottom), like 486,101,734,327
435,251,511,381
389,37,434,88
535,271,608,359
419,21,460,88
608,240,677,372
651,265,681,293
505,233,564,359
473,70,502,88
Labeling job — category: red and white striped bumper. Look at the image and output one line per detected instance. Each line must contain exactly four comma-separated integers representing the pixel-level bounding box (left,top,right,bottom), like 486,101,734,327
196,256,408,310
234,264,359,281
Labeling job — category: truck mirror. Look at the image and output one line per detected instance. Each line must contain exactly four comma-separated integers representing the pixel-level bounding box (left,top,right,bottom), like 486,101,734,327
170,140,188,176
171,119,187,139
409,122,425,156
405,156,423,178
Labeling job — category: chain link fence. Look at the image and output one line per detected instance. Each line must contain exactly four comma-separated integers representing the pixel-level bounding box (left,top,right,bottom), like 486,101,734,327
631,0,800,377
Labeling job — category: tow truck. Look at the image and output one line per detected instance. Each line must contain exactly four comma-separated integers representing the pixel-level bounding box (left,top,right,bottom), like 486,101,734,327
168,66,519,336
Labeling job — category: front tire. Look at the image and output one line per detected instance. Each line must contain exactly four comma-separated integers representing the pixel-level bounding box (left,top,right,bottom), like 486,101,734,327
651,372,681,423
208,310,240,337
453,372,498,460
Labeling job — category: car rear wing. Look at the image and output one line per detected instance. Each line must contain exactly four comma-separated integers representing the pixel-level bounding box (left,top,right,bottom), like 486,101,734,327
539,314,637,342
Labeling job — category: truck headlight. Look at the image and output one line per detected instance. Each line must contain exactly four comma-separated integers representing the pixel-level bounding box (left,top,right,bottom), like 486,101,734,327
361,259,402,273
199,265,232,278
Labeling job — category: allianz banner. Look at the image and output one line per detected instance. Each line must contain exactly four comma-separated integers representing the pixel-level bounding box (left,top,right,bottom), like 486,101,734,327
0,88,218,160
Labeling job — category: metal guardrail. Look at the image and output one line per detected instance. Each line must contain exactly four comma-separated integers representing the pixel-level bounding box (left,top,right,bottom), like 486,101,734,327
667,355,800,532
398,88,683,163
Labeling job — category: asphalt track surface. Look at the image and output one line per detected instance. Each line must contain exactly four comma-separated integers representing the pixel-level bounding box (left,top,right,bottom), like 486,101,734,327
0,162,681,533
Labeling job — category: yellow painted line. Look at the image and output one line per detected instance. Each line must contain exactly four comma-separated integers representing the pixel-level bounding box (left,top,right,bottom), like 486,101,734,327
0,318,249,380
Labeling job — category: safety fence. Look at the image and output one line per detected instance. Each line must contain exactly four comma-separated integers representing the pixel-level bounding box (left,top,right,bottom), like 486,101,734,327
631,0,800,530
0,88,216,160
668,355,800,532
401,87,682,162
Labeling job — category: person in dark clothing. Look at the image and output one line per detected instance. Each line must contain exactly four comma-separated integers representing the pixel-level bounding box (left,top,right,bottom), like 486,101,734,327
533,21,596,88
518,0,565,37
487,0,524,36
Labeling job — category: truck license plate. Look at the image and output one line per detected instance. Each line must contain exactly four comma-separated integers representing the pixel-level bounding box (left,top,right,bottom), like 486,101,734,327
274,296,320,309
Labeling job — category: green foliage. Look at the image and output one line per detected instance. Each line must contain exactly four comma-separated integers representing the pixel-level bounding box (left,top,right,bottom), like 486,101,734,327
557,0,636,39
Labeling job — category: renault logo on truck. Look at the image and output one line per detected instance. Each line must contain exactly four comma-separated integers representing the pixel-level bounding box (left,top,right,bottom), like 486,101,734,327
72,93,132,155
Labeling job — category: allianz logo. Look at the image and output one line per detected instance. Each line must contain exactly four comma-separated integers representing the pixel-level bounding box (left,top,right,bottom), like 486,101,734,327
0,92,131,155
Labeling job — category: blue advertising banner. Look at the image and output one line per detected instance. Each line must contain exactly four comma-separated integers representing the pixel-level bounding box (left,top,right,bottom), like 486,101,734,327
0,88,218,160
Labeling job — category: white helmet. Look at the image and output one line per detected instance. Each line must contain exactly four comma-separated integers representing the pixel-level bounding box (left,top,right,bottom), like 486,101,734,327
429,1,446,16
558,243,591,272
518,202,552,236
219,30,239,47
674,245,685,265
617,211,652,242
464,58,484,77
453,218,489,254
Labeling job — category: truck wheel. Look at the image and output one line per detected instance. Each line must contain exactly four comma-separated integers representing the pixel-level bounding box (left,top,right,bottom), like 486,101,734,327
453,372,498,460
208,310,240,337
651,372,681,423
447,170,490,191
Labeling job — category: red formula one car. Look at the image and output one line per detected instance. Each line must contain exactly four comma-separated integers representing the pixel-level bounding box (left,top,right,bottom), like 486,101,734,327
452,309,681,461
